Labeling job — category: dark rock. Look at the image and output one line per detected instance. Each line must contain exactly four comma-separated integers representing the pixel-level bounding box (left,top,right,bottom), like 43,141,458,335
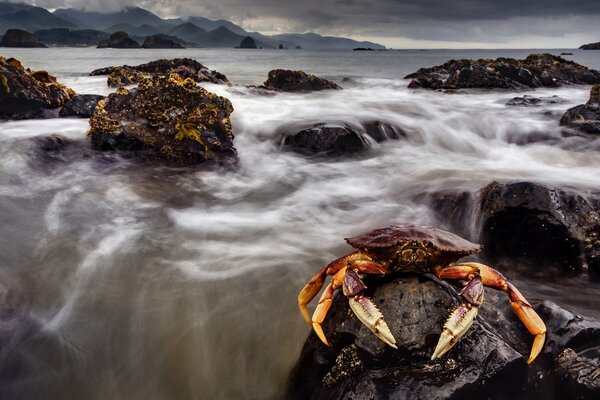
97,31,140,49
560,85,600,134
90,58,229,87
238,36,257,49
263,69,341,92
288,274,531,400
580,42,600,50
353,47,374,51
560,52,574,56
141,35,184,49
59,94,104,118
554,348,600,399
506,95,567,107
478,181,600,274
88,74,237,166
283,125,367,156
0,57,75,119
0,29,47,48
406,53,600,90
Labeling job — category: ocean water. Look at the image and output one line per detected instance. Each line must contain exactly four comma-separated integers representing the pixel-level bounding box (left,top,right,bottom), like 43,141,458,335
1,48,600,399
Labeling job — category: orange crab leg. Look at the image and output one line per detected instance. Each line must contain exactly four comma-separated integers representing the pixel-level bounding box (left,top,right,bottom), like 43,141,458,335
311,267,347,346
435,262,546,364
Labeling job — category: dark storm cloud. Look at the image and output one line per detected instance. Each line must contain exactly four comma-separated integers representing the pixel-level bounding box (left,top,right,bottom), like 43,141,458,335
11,0,600,46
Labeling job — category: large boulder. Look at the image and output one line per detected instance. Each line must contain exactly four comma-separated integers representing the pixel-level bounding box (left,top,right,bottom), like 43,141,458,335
580,42,600,50
560,84,600,134
406,54,600,90
97,31,140,49
0,57,75,119
0,29,47,48
88,73,237,166
59,94,105,118
90,58,229,87
141,35,185,49
263,69,341,92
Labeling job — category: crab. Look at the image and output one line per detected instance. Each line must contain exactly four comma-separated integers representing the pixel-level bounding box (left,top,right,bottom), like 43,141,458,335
298,225,547,364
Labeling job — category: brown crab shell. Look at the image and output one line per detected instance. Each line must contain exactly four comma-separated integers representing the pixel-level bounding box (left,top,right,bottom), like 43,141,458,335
345,225,482,256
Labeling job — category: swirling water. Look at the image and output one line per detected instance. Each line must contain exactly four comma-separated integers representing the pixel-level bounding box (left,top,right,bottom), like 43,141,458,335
1,48,600,399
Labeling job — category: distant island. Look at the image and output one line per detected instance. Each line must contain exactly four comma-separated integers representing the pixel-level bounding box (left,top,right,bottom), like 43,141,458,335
580,41,600,50
0,2,386,50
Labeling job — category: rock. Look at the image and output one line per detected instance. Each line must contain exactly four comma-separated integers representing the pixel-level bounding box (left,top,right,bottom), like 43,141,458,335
90,58,229,88
506,95,567,107
560,52,574,56
405,53,600,90
288,274,531,400
0,29,47,48
141,35,185,49
263,69,341,92
560,85,600,134
238,36,257,49
0,57,75,119
97,31,140,49
554,348,600,399
580,42,600,50
478,181,600,274
59,94,104,118
88,73,237,166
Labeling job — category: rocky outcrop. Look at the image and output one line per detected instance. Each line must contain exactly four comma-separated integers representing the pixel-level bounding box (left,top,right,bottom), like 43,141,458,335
0,57,75,119
263,69,341,92
59,94,104,118
506,95,567,107
580,42,600,50
238,36,257,49
90,58,229,87
97,31,140,49
0,29,47,48
282,122,405,156
406,53,600,90
288,270,600,399
560,84,600,134
141,35,184,49
88,73,237,166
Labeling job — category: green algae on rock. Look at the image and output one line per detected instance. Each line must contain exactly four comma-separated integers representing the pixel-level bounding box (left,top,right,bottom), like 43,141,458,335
88,73,237,166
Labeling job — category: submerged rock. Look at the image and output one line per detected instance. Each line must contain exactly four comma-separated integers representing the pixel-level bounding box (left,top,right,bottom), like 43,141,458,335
90,58,229,87
506,95,567,107
0,57,75,119
560,84,600,134
141,35,185,49
263,69,341,92
406,53,600,90
59,94,105,118
97,31,140,48
0,29,47,48
88,73,237,166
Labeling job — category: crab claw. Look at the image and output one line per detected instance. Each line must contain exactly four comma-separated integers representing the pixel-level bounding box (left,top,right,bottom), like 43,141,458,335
432,277,484,361
349,295,397,349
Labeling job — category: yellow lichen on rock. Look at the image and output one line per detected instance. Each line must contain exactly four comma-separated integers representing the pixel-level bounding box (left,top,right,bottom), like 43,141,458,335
89,99,120,134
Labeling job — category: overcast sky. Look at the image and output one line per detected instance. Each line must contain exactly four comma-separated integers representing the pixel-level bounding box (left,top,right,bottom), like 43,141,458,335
22,0,600,48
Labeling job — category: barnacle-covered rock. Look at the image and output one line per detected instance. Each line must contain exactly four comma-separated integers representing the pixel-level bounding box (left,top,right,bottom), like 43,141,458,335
90,58,229,87
263,69,341,92
0,57,75,119
88,73,237,166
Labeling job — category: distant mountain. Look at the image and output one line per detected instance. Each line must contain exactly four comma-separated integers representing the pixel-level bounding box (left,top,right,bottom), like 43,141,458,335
169,23,272,48
53,6,171,31
187,16,247,36
0,2,74,34
105,23,161,37
271,33,385,50
34,28,109,46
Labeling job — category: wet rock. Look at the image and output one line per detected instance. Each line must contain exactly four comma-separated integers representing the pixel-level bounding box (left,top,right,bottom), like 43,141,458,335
88,73,237,166
238,36,257,49
59,94,105,118
506,95,567,107
263,69,341,92
580,42,600,50
90,58,229,87
478,181,600,274
560,85,600,135
0,57,75,119
97,31,140,48
288,274,531,400
554,348,600,399
0,29,47,48
406,53,600,90
141,35,185,49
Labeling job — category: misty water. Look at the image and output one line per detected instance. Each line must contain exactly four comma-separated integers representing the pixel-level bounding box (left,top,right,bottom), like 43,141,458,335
1,48,600,399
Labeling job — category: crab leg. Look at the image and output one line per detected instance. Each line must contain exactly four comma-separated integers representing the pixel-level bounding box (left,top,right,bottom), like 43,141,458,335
310,267,347,346
435,262,546,364
432,277,484,360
